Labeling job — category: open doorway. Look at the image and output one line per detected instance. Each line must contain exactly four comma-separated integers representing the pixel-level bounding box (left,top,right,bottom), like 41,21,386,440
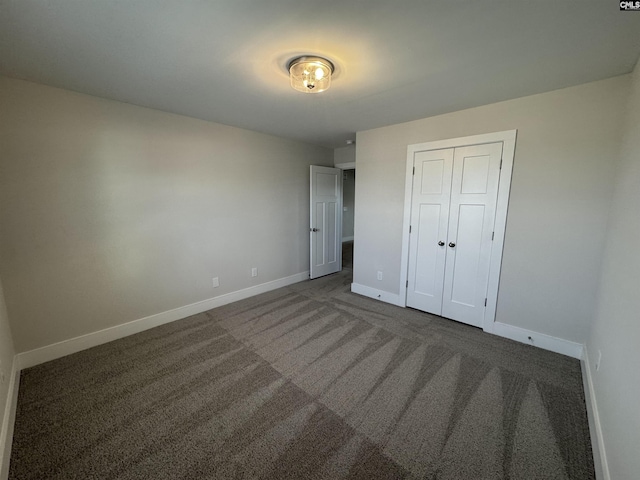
341,168,355,269
309,156,355,280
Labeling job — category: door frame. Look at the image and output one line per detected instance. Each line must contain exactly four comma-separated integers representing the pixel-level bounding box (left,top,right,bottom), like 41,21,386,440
335,161,356,247
399,130,517,333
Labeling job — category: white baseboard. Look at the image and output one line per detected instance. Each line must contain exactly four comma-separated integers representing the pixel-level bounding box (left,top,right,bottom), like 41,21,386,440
581,345,609,480
342,236,354,242
17,271,309,370
346,289,583,360
350,283,405,307
490,322,584,359
0,360,19,480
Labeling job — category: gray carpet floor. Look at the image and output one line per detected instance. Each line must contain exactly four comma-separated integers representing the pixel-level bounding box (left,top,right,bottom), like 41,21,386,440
10,268,594,479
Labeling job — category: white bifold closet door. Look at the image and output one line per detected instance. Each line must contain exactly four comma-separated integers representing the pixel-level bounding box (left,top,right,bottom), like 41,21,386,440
406,142,503,328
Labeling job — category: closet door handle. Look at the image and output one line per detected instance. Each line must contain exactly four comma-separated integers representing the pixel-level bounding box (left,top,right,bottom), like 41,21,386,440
448,242,456,248
438,241,445,246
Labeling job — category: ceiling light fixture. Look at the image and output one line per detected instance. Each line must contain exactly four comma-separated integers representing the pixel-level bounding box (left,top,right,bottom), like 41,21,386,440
288,56,334,94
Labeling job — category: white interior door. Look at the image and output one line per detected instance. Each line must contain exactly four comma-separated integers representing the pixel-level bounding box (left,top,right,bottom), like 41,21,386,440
406,149,453,314
441,143,503,327
310,165,342,279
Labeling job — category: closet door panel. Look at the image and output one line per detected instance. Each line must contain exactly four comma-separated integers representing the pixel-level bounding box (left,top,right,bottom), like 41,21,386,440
442,143,503,327
449,204,485,306
406,148,453,315
414,204,443,295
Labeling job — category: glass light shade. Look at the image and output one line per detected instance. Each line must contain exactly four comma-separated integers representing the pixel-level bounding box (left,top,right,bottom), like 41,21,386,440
288,56,334,94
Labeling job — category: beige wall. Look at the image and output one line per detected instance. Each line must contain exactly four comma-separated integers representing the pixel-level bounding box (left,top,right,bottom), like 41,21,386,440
334,145,356,165
0,276,15,475
587,61,640,479
353,75,629,343
0,76,333,352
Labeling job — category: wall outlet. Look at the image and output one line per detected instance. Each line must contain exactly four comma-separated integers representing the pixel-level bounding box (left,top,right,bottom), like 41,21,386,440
377,271,383,281
251,267,258,277
212,277,219,288
595,350,602,371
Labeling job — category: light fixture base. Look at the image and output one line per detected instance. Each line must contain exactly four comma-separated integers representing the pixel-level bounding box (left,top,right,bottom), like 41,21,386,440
288,56,335,94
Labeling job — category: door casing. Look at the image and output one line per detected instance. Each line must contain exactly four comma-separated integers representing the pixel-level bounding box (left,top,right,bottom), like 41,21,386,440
400,130,517,333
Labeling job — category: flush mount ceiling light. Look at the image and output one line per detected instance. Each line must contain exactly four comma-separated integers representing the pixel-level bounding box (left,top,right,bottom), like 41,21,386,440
288,56,334,94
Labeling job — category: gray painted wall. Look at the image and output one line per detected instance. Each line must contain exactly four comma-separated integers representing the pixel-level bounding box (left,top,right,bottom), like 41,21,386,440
334,145,356,166
0,76,333,352
587,61,640,479
353,75,628,344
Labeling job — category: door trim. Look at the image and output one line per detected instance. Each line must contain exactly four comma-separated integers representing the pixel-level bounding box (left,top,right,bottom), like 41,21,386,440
399,130,517,333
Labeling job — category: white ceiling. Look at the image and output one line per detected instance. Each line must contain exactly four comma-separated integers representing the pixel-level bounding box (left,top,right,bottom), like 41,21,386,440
1,1,639,148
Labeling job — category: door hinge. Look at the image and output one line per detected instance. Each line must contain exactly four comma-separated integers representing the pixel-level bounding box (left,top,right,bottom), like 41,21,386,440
409,225,412,233
499,159,503,170
412,166,415,175
406,280,409,288
492,231,495,241
484,298,487,307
